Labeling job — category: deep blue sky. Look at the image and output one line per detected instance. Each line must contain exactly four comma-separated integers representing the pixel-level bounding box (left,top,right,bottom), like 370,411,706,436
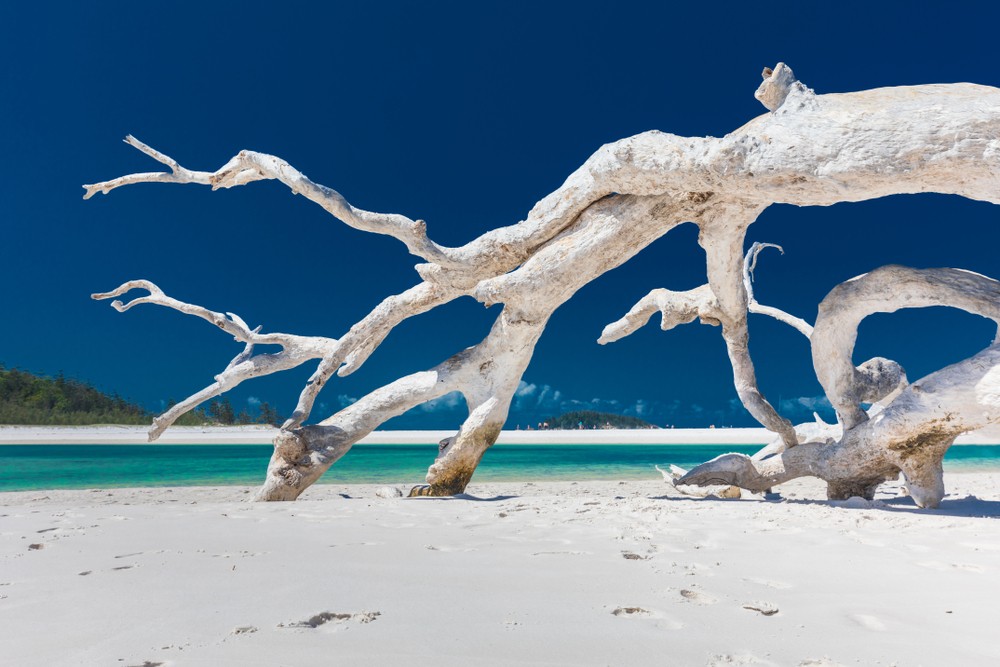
2,1,998,428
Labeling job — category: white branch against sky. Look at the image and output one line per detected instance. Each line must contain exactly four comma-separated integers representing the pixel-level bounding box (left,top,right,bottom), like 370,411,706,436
89,63,1000,506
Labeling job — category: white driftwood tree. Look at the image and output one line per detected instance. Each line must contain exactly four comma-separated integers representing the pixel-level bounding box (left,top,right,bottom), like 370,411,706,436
86,64,1000,507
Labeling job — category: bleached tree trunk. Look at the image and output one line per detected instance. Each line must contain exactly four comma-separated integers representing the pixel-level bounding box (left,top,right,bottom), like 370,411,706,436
259,193,699,500
88,63,1000,505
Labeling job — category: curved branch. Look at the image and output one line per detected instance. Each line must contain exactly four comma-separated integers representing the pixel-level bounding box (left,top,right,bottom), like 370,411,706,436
596,223,801,447
742,244,905,415
740,244,904,463
84,137,454,266
149,351,304,440
283,280,464,428
700,219,798,446
93,280,254,342
813,266,1000,429
83,133,696,280
743,242,814,338
92,280,335,350
598,284,720,344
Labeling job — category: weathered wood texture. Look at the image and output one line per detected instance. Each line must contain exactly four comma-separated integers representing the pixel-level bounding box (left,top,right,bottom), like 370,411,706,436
87,64,1000,506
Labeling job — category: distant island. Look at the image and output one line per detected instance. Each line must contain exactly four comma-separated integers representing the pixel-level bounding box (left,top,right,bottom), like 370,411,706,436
0,366,658,432
0,365,282,426
535,410,657,430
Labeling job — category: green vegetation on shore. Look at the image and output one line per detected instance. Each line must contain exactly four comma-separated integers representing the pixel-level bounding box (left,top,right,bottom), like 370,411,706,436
0,366,282,426
540,410,656,430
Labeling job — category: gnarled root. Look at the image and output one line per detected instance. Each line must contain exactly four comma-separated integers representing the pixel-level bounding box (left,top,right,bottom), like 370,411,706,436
254,427,351,501
677,446,900,502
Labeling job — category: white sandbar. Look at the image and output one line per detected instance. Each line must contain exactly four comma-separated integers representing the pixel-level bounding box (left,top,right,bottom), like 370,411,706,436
1,424,996,445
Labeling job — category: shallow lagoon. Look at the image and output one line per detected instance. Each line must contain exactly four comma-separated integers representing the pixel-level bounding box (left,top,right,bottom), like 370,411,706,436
2,443,999,491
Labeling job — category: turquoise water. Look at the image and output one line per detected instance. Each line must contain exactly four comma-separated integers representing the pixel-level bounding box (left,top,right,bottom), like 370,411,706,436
1,443,999,492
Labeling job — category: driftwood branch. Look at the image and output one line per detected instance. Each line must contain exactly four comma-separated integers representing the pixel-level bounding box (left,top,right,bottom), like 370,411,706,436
84,136,453,265
598,284,721,344
679,266,1000,508
88,63,1000,506
812,266,1000,430
742,242,814,338
92,281,338,439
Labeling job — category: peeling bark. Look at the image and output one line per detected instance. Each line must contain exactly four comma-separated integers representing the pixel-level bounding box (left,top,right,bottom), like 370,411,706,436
88,63,1000,506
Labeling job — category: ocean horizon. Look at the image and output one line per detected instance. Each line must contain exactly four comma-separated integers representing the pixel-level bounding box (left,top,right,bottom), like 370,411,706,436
3,442,1000,492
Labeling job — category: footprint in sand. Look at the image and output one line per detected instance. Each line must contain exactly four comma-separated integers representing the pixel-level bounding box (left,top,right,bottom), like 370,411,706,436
850,614,886,631
278,611,381,629
610,606,683,629
742,601,779,616
677,588,717,605
612,606,649,617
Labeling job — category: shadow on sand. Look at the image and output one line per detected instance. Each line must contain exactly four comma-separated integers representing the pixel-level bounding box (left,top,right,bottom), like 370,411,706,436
646,493,1000,518
409,493,519,502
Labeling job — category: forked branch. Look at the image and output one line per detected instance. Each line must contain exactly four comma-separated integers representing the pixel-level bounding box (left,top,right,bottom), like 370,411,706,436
92,281,338,439
84,136,457,266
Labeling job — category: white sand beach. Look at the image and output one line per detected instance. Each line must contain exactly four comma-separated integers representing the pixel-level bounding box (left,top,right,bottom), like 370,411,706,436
2,474,999,666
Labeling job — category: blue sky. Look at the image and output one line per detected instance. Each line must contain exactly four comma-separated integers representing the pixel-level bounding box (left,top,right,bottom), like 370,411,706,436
2,1,998,428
